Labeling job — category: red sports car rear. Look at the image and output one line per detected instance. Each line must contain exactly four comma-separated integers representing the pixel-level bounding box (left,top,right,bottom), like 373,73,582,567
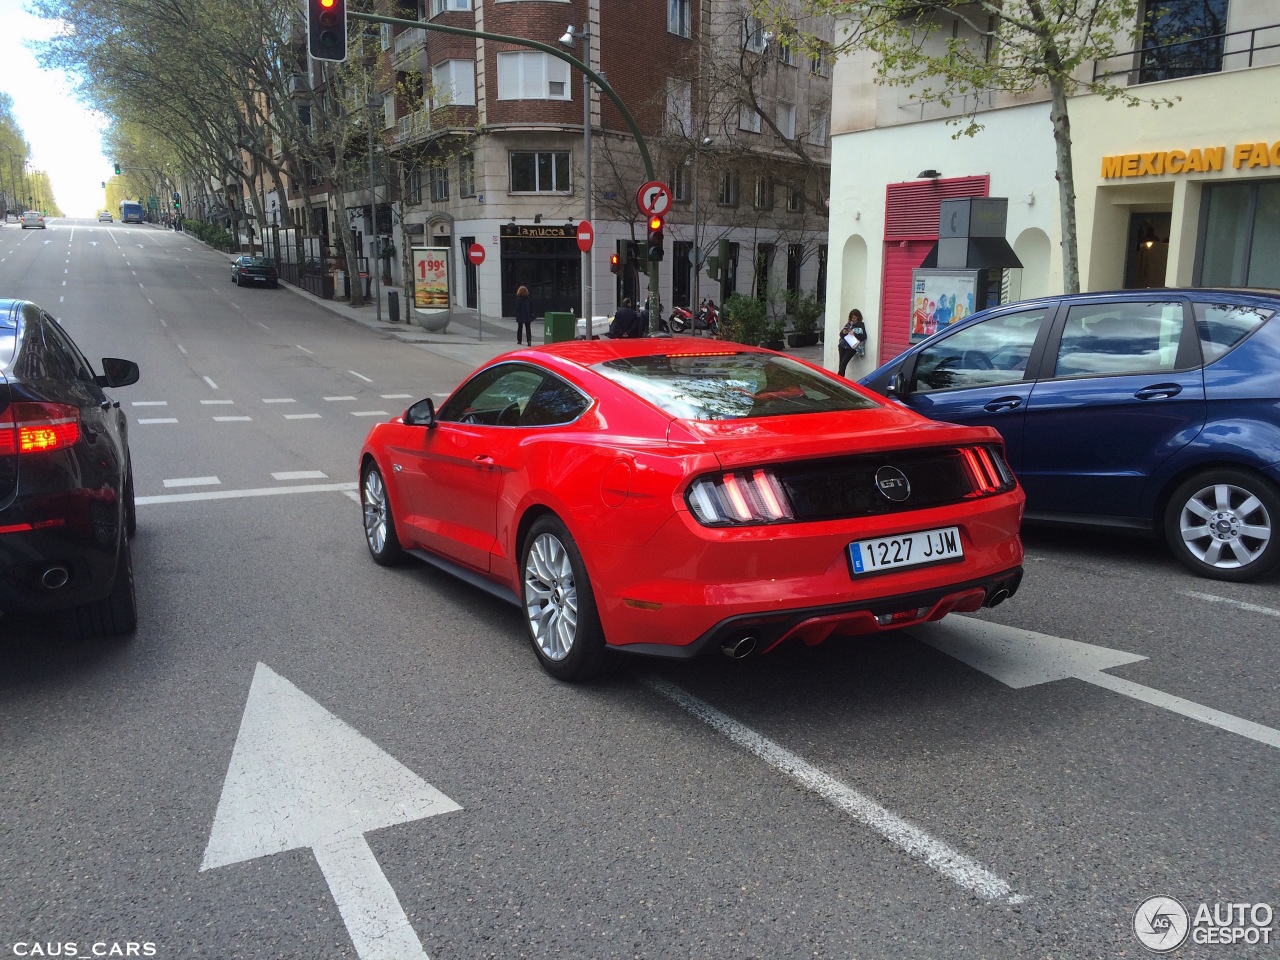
359,338,1024,680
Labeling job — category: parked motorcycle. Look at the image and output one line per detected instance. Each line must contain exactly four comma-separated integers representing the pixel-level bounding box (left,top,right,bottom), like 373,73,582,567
669,298,718,335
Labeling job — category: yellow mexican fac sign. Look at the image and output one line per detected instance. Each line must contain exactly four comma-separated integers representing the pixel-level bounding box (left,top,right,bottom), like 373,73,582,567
412,247,449,309
1102,139,1280,178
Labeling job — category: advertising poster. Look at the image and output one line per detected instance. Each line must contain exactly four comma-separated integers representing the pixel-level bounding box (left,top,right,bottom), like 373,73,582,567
910,270,977,343
412,247,449,309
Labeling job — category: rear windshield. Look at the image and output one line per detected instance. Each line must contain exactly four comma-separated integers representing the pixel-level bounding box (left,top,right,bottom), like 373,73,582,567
241,257,274,266
592,351,879,421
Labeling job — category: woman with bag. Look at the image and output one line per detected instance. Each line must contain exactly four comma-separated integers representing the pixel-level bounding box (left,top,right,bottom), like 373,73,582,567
837,308,867,377
514,285,534,345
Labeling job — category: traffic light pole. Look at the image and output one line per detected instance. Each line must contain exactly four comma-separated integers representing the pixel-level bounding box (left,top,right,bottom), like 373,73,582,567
349,11,662,332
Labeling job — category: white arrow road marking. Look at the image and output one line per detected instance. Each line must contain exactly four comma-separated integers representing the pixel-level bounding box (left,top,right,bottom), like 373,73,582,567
202,664,460,960
1181,590,1280,619
914,617,1280,751
644,678,1025,904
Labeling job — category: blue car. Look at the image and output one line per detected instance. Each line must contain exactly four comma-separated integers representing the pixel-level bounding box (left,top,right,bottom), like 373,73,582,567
861,289,1280,582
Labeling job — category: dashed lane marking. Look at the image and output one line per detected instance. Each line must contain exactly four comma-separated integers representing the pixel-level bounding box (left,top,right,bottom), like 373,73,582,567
202,399,234,405
137,481,358,505
297,345,313,354
349,370,373,382
138,418,179,425
381,394,411,399
204,376,219,390
272,471,328,481
284,414,322,420
351,411,389,417
213,416,253,422
132,401,168,407
164,477,221,488
324,396,356,401
262,398,296,404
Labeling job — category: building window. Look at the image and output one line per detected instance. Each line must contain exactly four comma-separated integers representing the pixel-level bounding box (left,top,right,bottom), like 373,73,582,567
810,48,830,77
753,176,772,210
430,0,470,14
406,165,422,204
816,244,827,303
497,51,571,101
787,243,803,296
432,60,476,107
665,79,692,136
1139,0,1229,83
509,151,570,193
431,163,449,201
1196,179,1280,288
738,104,761,134
787,182,804,212
777,101,796,140
380,23,390,50
717,171,738,206
458,154,476,197
667,0,690,38
672,163,688,202
754,243,774,301
742,14,767,53
811,116,828,147
778,42,795,66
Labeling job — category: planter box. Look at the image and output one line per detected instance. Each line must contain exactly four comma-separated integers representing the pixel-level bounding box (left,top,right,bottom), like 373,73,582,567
787,332,820,348
760,339,786,352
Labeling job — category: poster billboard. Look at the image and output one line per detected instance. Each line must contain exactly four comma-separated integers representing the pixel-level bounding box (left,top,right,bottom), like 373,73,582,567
910,269,978,343
412,247,449,310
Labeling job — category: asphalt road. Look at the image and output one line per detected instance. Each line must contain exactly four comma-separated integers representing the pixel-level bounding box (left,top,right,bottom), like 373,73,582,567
2,218,1278,959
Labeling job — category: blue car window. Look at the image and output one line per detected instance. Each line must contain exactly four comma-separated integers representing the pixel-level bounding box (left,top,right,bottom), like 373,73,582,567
911,308,1048,393
1193,303,1273,362
1054,302,1183,377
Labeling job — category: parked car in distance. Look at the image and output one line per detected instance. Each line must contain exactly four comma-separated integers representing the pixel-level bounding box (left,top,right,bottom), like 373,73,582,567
359,339,1025,681
21,210,46,229
0,299,141,638
231,255,278,288
98,211,113,222
862,288,1280,582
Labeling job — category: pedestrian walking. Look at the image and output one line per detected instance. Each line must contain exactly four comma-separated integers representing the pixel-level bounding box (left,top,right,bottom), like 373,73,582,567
609,298,641,339
514,285,534,345
837,308,868,378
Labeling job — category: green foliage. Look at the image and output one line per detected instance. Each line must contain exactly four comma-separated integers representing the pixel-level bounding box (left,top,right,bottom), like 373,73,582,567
786,291,823,335
720,293,769,346
185,219,236,252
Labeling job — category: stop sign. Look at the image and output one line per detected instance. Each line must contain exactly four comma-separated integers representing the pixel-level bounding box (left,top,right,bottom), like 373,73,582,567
576,220,593,253
467,243,485,266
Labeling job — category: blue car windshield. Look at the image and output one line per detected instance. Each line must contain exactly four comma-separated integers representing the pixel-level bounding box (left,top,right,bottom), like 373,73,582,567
593,351,879,421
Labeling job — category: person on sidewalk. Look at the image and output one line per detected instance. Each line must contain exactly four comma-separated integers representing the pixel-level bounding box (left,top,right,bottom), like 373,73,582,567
837,308,868,378
609,299,641,339
514,285,534,344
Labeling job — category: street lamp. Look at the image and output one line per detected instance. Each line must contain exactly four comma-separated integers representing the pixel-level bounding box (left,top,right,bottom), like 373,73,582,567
368,89,384,324
559,23,594,337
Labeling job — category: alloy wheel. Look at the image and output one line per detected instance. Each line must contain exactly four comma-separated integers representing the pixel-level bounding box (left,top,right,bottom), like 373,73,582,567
524,532,579,662
363,469,389,555
1178,482,1272,570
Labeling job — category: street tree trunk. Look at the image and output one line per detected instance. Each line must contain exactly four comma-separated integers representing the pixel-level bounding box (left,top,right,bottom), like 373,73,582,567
1048,73,1081,294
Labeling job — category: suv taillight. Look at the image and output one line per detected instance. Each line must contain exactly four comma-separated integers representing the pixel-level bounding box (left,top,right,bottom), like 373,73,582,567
0,402,81,456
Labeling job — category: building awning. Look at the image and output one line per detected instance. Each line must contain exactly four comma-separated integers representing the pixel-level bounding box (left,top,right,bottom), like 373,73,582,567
920,237,1023,270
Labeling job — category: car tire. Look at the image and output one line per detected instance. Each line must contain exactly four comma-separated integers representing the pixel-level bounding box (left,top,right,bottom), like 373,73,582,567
69,535,138,640
520,516,606,681
361,463,405,566
1164,468,1280,582
124,460,137,539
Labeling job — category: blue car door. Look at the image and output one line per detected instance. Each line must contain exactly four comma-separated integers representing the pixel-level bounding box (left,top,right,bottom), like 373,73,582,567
900,304,1055,472
1019,298,1206,521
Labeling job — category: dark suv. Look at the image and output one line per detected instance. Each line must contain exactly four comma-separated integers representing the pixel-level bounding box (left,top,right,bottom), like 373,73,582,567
1,300,141,636
862,289,1280,582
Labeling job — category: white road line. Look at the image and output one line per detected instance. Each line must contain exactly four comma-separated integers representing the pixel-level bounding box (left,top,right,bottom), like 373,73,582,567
432,392,451,397
138,418,179,425
324,395,356,401
59,296,63,302
204,376,219,390
177,346,188,355
201,399,234,405
351,411,389,417
213,416,253,422
159,318,167,327
380,393,411,400
349,370,373,382
1182,590,1280,619
284,413,322,420
164,476,221,488
297,345,313,354
262,398,296,404
257,321,269,330
272,470,328,481
643,677,1026,905
132,401,168,407
343,490,362,504
147,298,153,305
137,481,358,505
232,303,242,310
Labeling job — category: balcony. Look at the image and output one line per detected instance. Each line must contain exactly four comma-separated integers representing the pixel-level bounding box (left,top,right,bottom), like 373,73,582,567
392,29,425,67
395,108,431,144
1093,22,1280,86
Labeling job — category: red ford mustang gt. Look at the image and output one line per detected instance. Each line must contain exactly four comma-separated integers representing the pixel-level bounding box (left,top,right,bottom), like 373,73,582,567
358,339,1025,681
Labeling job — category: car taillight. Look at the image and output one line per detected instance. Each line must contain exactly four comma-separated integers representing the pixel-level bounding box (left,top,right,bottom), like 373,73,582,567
687,468,794,526
0,402,81,455
960,445,1016,497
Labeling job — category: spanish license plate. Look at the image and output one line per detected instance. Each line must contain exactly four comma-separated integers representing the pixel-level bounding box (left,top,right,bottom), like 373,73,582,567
849,526,963,576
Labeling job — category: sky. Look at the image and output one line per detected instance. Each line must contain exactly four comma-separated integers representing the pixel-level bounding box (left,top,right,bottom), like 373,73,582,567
0,0,110,216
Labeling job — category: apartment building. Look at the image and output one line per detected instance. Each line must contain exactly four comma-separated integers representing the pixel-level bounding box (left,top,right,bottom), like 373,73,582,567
826,0,1280,376
384,0,833,322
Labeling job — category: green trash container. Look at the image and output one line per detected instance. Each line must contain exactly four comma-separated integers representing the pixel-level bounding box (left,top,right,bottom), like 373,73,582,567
543,311,576,344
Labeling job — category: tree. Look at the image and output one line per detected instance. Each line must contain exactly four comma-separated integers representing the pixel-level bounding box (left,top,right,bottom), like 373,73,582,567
756,0,1175,294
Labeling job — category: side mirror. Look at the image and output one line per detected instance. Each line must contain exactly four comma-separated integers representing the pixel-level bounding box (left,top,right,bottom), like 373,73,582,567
404,397,436,428
96,358,140,388
887,369,905,397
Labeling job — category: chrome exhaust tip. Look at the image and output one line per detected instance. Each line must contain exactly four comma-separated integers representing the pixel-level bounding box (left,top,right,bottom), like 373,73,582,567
41,565,70,590
985,588,1010,609
721,635,758,659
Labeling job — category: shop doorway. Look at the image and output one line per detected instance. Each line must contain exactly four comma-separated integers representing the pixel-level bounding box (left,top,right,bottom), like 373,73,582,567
1124,212,1172,289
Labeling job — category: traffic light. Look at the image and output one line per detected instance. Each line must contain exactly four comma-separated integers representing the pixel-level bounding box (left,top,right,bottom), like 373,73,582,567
173,196,181,211
609,253,620,275
646,215,665,262
705,253,720,281
101,181,106,189
113,163,121,175
308,0,347,62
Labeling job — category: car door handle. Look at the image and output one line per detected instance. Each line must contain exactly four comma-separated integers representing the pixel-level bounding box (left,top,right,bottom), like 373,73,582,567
1135,383,1183,400
983,396,1023,412
473,455,495,467
100,400,111,410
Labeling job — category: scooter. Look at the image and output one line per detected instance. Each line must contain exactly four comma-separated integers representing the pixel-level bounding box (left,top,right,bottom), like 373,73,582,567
670,299,718,335
666,304,693,333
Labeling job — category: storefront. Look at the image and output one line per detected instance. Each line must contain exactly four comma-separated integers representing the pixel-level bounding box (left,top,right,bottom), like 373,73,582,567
499,224,580,319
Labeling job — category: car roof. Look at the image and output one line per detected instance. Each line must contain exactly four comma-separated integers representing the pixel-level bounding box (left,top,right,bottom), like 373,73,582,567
533,336,773,367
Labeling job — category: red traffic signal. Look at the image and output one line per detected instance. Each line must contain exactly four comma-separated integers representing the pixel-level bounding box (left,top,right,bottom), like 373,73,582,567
308,0,347,62
646,215,665,263
609,253,620,275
